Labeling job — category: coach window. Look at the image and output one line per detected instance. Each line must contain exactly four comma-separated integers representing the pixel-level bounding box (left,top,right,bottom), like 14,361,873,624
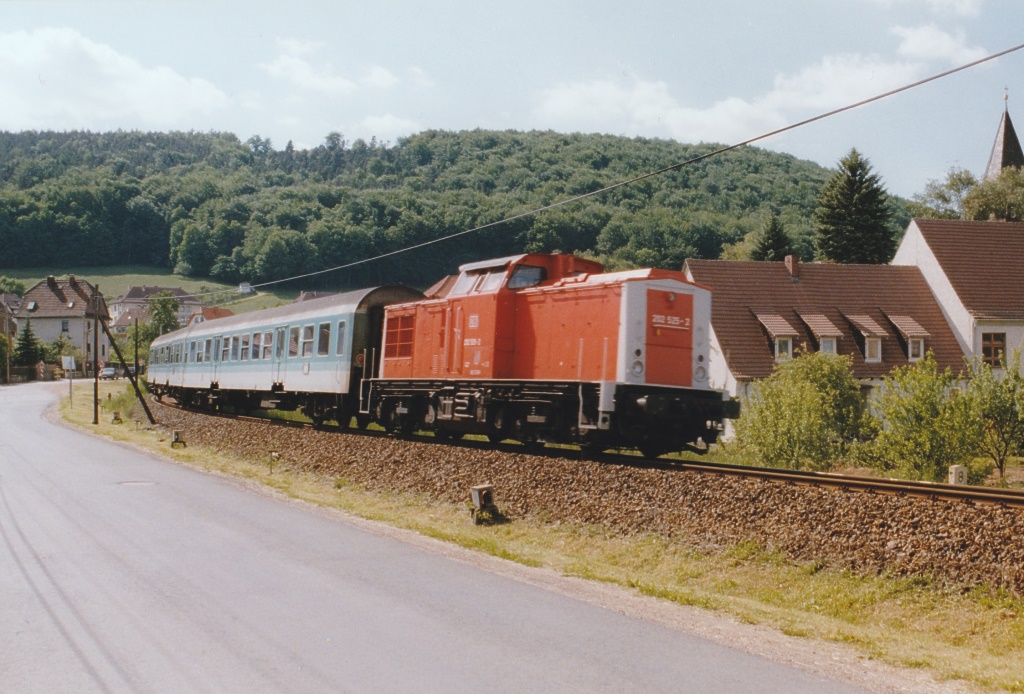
240,333,250,361
335,320,347,356
301,325,315,357
252,332,262,361
317,322,331,356
189,341,197,363
195,341,203,363
263,330,274,359
508,264,546,290
231,334,241,361
289,327,300,357
221,337,231,362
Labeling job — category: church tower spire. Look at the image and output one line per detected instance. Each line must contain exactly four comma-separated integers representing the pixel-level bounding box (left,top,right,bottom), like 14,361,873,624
984,90,1024,181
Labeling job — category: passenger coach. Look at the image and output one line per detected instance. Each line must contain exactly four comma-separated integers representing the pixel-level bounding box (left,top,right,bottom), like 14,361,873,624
147,286,422,425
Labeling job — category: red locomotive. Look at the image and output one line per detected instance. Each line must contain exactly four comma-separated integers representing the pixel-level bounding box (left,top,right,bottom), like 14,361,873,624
363,253,737,456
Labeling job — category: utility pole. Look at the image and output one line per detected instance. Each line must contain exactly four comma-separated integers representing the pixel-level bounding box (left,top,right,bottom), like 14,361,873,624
93,284,99,426
134,317,139,376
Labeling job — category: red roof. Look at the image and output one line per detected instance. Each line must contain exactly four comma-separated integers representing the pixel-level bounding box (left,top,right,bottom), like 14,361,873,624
685,258,965,380
911,218,1024,319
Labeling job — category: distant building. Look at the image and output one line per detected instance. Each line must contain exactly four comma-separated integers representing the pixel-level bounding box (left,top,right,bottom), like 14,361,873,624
1,293,20,341
16,276,110,368
186,306,235,326
110,286,201,327
111,305,150,337
984,97,1024,181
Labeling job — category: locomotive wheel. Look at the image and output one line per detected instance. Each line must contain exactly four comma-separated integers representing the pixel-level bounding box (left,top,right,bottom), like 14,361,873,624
639,444,666,459
434,429,464,441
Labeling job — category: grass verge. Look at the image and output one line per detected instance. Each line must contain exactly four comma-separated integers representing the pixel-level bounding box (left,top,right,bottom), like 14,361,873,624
65,382,1024,692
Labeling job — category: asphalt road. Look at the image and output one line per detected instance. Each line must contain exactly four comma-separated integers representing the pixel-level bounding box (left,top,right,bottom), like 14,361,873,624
0,382,868,693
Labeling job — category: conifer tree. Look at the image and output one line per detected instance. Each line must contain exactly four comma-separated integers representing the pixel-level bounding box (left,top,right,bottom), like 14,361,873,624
13,318,43,366
749,212,793,261
813,149,895,264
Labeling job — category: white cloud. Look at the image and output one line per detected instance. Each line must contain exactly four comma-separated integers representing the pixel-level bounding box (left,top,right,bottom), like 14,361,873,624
361,65,399,89
867,0,982,16
356,114,422,142
891,24,987,64
0,27,228,131
535,51,924,144
409,66,434,89
260,52,357,95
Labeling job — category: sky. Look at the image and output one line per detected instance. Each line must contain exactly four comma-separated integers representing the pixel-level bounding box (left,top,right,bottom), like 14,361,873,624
1,0,1022,198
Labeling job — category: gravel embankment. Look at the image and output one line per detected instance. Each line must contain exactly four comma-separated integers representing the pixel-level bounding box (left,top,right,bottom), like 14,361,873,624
156,404,1024,594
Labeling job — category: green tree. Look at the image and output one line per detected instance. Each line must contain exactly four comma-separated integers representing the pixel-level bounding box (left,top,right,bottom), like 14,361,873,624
140,292,181,343
734,350,866,470
909,167,978,220
13,318,44,366
813,148,896,264
43,334,78,364
869,353,982,482
963,167,1024,222
749,212,793,261
0,276,27,295
966,352,1024,479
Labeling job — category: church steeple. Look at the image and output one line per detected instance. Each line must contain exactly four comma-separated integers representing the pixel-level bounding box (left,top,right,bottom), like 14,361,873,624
984,91,1024,181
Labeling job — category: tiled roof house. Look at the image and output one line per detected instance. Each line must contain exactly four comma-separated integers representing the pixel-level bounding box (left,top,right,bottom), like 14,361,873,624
110,286,201,327
892,218,1024,367
16,275,111,368
684,256,965,399
186,306,235,326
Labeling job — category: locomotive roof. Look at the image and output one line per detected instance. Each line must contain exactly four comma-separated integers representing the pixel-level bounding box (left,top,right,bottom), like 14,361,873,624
457,254,527,273
151,285,421,346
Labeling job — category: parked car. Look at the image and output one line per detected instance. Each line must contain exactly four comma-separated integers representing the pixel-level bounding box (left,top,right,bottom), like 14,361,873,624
100,367,118,380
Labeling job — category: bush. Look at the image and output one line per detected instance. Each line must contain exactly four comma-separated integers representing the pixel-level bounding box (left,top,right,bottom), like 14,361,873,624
867,353,982,482
734,350,866,470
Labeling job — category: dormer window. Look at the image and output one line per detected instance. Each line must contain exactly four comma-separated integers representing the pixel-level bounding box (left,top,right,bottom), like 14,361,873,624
819,337,837,354
908,338,924,361
865,337,882,363
775,336,793,361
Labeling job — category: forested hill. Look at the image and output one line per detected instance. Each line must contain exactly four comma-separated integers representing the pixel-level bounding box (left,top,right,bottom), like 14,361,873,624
0,129,890,288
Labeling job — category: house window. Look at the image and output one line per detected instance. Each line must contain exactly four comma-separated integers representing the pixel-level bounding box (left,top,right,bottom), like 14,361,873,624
819,337,837,355
982,332,1006,367
61,320,69,332
775,336,793,362
908,338,924,361
865,337,882,363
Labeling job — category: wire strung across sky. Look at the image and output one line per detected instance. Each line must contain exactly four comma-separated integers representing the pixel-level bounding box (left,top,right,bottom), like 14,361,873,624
176,40,1024,304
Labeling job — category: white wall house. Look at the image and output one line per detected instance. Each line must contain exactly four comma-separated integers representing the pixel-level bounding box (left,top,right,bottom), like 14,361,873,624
892,218,1024,369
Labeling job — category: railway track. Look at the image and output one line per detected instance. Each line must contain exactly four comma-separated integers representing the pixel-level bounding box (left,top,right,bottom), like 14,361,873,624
153,398,1024,509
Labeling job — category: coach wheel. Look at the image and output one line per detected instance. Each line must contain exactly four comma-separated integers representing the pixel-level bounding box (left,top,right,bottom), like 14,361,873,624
355,413,371,429
639,444,666,459
434,429,464,441
487,407,507,443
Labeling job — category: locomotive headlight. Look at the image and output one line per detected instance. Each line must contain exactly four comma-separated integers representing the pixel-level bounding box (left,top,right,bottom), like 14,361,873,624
694,365,707,382
631,360,644,376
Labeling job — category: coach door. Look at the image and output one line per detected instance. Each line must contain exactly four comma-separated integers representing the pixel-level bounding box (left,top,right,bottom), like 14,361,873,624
211,336,222,383
274,326,287,382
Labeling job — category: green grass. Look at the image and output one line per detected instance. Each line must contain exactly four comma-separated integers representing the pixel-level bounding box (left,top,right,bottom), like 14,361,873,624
64,382,1024,692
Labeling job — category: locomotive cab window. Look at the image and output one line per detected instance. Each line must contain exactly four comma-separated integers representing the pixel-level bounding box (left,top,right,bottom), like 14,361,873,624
451,271,480,296
477,268,506,293
508,264,547,290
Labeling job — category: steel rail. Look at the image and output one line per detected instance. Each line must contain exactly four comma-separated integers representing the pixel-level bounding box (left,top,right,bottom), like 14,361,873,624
152,399,1024,509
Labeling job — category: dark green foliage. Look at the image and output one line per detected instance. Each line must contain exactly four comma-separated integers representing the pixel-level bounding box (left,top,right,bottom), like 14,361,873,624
13,318,43,366
813,149,897,264
140,292,181,342
909,167,978,220
749,212,793,261
0,276,26,295
963,167,1024,222
0,129,904,286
